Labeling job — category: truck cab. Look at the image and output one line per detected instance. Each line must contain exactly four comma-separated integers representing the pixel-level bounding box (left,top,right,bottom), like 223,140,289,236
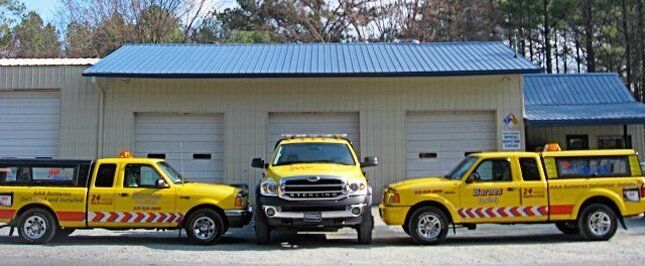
0,152,251,244
251,134,378,244
379,146,645,245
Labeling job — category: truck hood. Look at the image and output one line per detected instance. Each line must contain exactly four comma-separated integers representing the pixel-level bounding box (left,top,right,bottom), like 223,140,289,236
387,176,459,191
177,182,238,195
266,163,364,182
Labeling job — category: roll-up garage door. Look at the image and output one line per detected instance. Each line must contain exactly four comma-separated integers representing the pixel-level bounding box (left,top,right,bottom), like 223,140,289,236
267,112,360,158
134,114,224,183
0,91,60,157
406,112,496,177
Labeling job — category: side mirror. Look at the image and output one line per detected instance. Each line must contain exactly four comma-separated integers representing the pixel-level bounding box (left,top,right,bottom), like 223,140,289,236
251,158,266,169
155,178,169,188
465,173,479,184
361,156,378,168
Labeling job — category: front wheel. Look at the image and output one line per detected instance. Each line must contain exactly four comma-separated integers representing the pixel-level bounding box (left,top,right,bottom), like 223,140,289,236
356,211,373,244
254,208,271,245
408,206,449,245
17,208,58,244
555,221,579,234
578,203,618,241
185,209,225,245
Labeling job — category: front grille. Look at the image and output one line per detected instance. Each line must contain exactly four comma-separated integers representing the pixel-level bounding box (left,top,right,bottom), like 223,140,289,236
280,176,346,201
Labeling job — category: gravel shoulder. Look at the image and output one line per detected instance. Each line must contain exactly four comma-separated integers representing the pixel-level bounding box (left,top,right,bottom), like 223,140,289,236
1,209,644,265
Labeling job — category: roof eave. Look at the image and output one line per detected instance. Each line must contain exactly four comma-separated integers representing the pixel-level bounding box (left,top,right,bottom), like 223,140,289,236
525,117,645,126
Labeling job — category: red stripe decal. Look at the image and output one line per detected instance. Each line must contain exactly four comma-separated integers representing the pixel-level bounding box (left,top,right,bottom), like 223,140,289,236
497,208,508,217
122,212,133,223
475,208,485,218
92,212,105,222
157,213,167,223
538,206,549,216
177,214,184,223
134,212,145,223
485,208,496,218
106,212,118,222
510,207,521,217
466,209,475,218
146,213,156,223
168,213,176,223
550,205,574,215
57,211,85,221
523,207,535,216
0,209,16,219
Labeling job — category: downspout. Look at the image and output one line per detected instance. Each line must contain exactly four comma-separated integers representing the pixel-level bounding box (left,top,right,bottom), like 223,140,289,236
95,77,106,158
623,124,631,148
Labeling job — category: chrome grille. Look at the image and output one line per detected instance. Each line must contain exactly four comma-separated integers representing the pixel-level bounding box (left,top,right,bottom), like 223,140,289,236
280,176,346,201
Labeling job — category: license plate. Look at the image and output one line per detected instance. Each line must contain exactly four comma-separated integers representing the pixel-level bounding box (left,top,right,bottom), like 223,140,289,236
0,193,12,207
303,212,322,221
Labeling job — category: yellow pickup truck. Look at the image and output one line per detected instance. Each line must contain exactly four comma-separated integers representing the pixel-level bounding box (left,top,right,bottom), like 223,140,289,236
380,146,645,245
0,151,251,244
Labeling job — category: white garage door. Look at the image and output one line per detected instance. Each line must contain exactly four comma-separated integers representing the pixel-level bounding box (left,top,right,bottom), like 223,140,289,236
0,91,60,157
406,112,496,177
267,113,360,158
134,114,224,183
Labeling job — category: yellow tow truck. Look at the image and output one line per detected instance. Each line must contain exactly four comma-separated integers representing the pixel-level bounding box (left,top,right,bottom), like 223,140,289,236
380,145,645,244
0,151,251,244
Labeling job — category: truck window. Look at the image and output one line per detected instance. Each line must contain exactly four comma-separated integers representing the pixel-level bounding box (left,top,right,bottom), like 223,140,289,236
556,156,630,178
0,165,18,184
519,158,541,181
95,164,116,187
31,166,76,185
124,164,163,188
472,159,512,182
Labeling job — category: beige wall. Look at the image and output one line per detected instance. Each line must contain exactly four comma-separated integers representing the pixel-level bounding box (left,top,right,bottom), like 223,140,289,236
96,75,525,197
0,66,99,159
527,125,645,161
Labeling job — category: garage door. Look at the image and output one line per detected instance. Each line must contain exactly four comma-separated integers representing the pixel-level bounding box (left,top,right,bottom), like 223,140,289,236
267,113,360,157
134,114,224,183
0,91,60,157
406,112,496,177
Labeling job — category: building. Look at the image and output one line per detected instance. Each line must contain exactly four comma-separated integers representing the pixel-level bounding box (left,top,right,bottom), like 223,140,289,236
1,42,643,200
524,73,645,159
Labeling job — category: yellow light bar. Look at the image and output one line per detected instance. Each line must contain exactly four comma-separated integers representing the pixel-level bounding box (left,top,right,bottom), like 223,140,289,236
281,134,348,139
544,143,562,151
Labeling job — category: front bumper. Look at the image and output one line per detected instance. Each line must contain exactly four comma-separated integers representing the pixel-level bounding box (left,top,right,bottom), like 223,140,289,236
378,204,409,226
258,195,371,227
224,207,252,228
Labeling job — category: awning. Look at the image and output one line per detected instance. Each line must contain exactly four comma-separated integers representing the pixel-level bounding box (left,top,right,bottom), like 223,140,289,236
525,103,645,126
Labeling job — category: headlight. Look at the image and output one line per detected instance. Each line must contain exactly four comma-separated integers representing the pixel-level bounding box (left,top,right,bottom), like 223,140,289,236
385,189,400,205
347,181,367,195
260,179,279,197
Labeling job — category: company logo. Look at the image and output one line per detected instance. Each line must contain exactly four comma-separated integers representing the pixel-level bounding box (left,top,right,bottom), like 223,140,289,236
503,113,519,126
307,176,321,182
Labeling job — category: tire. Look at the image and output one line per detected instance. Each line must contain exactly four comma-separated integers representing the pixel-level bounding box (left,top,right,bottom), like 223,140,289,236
56,228,76,239
555,221,579,234
184,208,225,245
356,211,373,244
254,208,271,245
408,206,449,245
578,203,618,241
17,208,58,244
402,224,411,236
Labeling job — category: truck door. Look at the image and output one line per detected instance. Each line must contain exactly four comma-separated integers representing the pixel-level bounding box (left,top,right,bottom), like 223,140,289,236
87,163,117,227
113,163,177,227
459,157,522,222
516,157,549,222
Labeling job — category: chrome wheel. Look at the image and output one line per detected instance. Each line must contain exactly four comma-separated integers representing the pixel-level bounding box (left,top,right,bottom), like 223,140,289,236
192,216,217,240
588,211,612,236
416,213,442,240
23,215,47,240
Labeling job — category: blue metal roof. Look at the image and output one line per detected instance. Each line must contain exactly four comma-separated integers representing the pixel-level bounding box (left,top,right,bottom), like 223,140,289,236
83,42,541,78
524,73,645,125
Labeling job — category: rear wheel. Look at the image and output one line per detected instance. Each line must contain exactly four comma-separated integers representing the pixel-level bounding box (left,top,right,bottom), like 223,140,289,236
356,211,373,244
17,208,58,244
408,206,449,245
578,203,618,241
254,208,271,245
555,221,579,234
185,209,225,245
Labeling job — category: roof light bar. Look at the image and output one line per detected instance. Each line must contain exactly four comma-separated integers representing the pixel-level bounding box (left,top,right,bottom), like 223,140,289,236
281,134,348,139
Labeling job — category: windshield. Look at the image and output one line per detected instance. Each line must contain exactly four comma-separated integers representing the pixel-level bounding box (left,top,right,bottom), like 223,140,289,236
445,156,478,180
157,162,183,183
272,143,356,166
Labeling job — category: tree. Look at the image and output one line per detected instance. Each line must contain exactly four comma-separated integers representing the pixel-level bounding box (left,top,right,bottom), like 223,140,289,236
65,20,95,57
0,0,25,57
134,4,185,43
13,12,61,57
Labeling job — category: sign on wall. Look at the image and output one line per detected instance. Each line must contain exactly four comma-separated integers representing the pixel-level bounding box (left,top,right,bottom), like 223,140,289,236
502,113,521,150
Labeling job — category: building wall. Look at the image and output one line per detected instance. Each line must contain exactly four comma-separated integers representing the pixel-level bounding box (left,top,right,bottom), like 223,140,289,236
97,75,525,197
527,125,645,161
0,66,99,159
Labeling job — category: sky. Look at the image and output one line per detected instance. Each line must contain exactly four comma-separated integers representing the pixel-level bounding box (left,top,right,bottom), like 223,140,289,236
23,0,56,23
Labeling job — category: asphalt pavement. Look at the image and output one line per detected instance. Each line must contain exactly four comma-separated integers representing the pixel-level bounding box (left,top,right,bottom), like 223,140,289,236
1,209,644,265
